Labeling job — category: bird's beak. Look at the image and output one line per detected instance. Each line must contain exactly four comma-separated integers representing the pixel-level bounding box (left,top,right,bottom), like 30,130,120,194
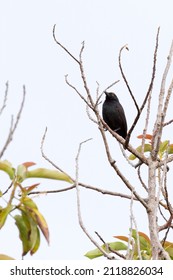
104,91,108,96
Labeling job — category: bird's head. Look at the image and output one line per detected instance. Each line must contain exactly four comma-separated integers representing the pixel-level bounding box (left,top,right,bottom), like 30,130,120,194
104,91,119,102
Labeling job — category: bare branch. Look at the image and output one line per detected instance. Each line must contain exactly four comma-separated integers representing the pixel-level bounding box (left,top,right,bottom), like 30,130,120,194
163,77,173,118
86,103,98,124
95,231,126,259
159,216,173,232
96,117,148,209
152,39,173,160
75,139,114,259
101,117,149,166
65,75,93,109
163,119,173,127
130,194,142,260
141,81,153,154
94,80,120,109
0,85,26,159
79,41,95,108
119,143,137,168
29,181,140,202
53,24,80,65
124,27,160,148
2,181,13,196
137,165,148,192
118,44,139,113
40,127,74,182
0,81,8,116
38,127,146,203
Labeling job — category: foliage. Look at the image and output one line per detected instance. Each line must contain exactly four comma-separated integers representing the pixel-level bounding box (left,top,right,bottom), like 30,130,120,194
85,229,173,260
0,161,72,259
129,135,173,160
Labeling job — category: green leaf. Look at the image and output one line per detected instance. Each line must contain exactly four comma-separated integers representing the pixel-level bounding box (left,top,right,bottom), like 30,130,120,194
109,241,127,251
14,214,32,256
30,227,40,255
16,164,27,182
159,140,169,158
19,196,49,245
168,144,173,154
129,144,152,160
132,229,151,252
28,207,49,244
163,241,173,258
26,168,73,183
85,242,127,259
0,160,15,179
14,211,39,256
159,140,169,153
0,205,13,229
22,197,38,210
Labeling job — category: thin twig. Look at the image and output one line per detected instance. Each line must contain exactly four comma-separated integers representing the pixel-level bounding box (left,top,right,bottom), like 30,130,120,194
141,83,153,154
163,77,173,121
137,165,148,192
0,85,26,159
152,39,173,160
159,216,173,232
126,230,135,260
95,231,125,259
79,41,94,108
53,24,80,65
130,194,142,260
95,80,120,108
163,119,173,127
161,227,171,248
124,27,160,148
0,81,8,116
119,143,136,167
2,181,13,196
75,139,115,259
119,44,139,113
29,181,141,201
86,99,98,124
101,117,149,166
96,117,148,209
40,127,74,182
65,75,93,109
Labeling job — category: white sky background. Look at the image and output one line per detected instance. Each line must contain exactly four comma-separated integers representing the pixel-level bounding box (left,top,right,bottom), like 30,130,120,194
0,0,173,260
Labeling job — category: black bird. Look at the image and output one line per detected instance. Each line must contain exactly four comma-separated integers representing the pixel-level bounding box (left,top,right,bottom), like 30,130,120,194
102,92,127,139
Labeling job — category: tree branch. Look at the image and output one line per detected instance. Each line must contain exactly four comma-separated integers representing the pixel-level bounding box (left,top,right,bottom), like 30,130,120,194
75,139,115,259
118,44,139,113
0,81,8,116
53,24,80,65
124,27,160,148
152,39,173,160
0,85,26,159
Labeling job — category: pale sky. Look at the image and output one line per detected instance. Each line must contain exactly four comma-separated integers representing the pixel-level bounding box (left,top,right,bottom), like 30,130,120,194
0,0,173,259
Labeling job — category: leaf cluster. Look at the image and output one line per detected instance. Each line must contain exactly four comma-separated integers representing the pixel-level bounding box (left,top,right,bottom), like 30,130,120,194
85,229,173,260
0,161,72,258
